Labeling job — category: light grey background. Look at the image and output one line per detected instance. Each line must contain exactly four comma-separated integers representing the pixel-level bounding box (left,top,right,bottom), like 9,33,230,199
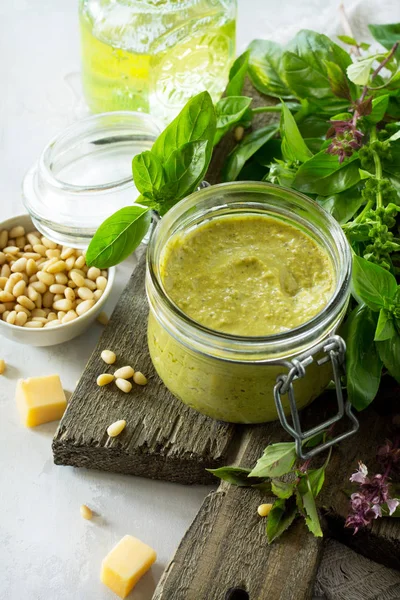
1,2,400,599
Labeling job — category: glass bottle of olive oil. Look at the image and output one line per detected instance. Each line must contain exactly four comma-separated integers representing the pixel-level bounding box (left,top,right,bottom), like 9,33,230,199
79,0,236,123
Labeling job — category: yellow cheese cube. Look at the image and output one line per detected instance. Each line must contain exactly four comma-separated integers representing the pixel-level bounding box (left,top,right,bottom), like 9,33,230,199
101,535,157,599
16,375,67,427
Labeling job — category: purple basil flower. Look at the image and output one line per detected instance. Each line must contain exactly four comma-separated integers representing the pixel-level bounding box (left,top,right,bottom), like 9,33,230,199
326,120,364,163
350,462,368,484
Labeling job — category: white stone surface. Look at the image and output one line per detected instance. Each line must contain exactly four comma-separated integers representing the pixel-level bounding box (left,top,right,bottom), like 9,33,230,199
1,1,400,599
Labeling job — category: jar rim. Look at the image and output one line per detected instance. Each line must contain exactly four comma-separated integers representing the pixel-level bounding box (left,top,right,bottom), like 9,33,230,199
38,111,162,194
146,181,352,361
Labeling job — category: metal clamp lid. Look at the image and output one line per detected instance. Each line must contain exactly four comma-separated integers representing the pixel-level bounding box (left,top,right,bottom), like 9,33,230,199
274,335,359,460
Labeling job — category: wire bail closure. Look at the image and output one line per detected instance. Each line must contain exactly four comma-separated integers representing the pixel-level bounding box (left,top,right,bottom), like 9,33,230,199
273,335,359,460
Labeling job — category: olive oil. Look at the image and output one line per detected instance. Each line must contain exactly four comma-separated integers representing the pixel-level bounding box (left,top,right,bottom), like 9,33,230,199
79,0,236,123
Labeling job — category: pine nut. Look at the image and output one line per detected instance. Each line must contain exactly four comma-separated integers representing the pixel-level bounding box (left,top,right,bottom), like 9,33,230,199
2,311,10,321
0,252,5,266
4,246,19,254
64,287,75,302
16,236,26,248
37,271,55,286
80,504,93,520
17,295,35,310
76,299,95,316
33,244,47,256
133,372,147,386
32,317,48,323
1,265,11,277
75,255,85,269
53,293,64,302
65,256,75,270
107,419,126,437
97,311,109,326
0,291,15,302
47,312,58,321
44,319,61,328
97,373,114,386
0,230,8,249
57,311,66,320
15,312,28,326
49,284,66,294
53,299,72,312
84,278,96,291
34,293,43,309
0,304,5,314
31,281,47,294
11,257,27,272
87,267,101,281
55,272,68,285
77,287,94,300
45,249,61,259
27,233,41,246
9,226,25,238
24,320,43,328
47,260,67,274
114,366,134,380
61,310,78,324
257,503,273,517
43,291,55,308
94,289,103,301
41,236,57,249
6,310,17,324
96,276,108,291
70,271,85,287
0,359,5,374
12,280,26,297
26,259,37,276
101,350,116,364
60,247,75,260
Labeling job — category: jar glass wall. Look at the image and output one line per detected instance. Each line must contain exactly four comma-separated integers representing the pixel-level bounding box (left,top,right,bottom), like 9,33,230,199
146,182,352,424
79,0,237,123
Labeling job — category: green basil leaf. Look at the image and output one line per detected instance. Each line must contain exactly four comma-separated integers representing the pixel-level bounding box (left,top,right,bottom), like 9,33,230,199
280,100,313,163
304,137,325,153
376,332,400,383
325,60,352,100
352,255,397,310
375,309,396,341
214,96,253,145
266,497,298,543
359,169,372,180
368,23,400,59
247,39,293,98
222,124,279,181
267,160,298,188
86,205,151,269
249,442,297,478
337,35,358,46
316,185,364,224
206,466,269,487
254,139,283,166
283,30,353,106
226,50,249,97
151,91,216,165
296,474,323,536
293,152,360,195
365,95,389,124
388,130,400,142
132,151,164,199
343,305,382,410
163,139,208,201
271,479,295,499
298,115,330,138
307,467,325,498
347,56,376,85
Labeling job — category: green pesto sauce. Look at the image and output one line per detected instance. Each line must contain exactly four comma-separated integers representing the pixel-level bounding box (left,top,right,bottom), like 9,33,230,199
160,214,335,336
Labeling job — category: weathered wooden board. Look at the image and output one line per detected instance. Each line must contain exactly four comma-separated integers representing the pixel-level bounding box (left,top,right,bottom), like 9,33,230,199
153,425,323,600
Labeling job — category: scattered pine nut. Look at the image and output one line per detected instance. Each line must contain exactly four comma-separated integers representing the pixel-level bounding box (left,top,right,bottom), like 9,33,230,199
0,359,5,374
115,378,132,393
97,311,109,326
97,373,114,386
101,350,116,364
257,503,273,517
114,366,134,380
107,419,126,437
80,504,93,520
133,371,147,386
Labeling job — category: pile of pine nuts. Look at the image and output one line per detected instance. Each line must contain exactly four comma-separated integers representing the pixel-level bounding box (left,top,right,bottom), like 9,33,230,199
0,225,108,328
96,349,148,393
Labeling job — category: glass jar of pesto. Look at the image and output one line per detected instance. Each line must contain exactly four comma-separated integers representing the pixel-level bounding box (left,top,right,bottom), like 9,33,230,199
79,0,237,123
146,182,352,425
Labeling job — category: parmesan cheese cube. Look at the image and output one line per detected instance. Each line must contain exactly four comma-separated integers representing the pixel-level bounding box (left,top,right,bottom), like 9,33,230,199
101,535,157,599
16,375,67,427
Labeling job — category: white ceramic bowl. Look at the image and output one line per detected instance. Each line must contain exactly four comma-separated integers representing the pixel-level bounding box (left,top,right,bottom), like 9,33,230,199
0,214,115,346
